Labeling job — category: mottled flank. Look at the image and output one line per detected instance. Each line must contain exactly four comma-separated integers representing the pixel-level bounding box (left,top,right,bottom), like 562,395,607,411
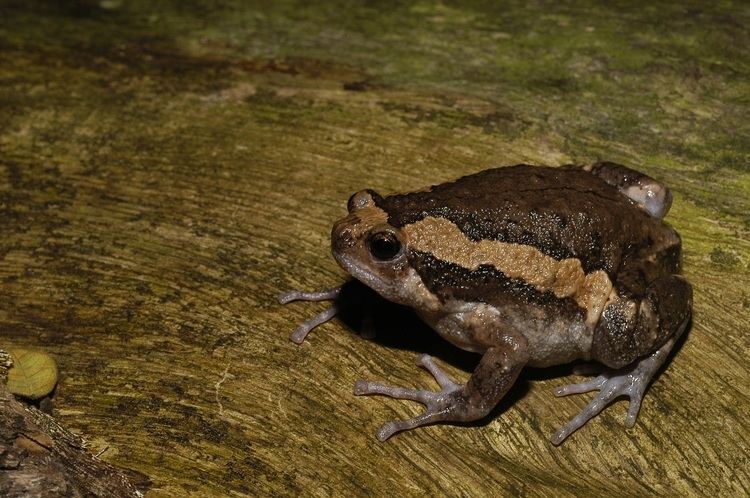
0,1,749,497
408,250,587,325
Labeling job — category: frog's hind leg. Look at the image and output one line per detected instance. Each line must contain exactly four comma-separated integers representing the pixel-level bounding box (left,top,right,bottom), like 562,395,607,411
582,161,673,219
279,287,342,344
551,319,687,445
550,275,692,445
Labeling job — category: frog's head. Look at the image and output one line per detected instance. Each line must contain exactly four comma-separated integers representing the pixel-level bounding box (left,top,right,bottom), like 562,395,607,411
331,190,414,305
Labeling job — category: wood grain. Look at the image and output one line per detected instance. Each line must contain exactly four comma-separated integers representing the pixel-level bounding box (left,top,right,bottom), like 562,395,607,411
0,1,748,496
0,376,143,496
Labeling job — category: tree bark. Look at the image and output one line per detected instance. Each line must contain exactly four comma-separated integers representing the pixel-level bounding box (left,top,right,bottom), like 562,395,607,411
0,1,748,496
0,381,143,497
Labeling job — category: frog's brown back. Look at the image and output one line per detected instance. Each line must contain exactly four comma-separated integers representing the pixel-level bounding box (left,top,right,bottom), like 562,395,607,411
377,165,678,294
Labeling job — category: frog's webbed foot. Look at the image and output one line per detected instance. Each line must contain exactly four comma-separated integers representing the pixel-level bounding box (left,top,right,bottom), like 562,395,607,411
354,354,463,441
278,287,342,344
550,333,679,445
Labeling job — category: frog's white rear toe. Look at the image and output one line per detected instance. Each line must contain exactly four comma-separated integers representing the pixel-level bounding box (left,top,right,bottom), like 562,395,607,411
550,328,682,445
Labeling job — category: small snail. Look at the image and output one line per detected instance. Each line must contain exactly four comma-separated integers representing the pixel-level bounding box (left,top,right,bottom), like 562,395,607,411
5,349,59,400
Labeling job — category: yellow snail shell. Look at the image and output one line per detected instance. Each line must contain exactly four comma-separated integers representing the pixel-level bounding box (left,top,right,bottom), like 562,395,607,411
6,349,59,400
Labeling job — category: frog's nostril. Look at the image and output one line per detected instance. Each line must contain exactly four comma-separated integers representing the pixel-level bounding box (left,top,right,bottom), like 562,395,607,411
331,219,357,253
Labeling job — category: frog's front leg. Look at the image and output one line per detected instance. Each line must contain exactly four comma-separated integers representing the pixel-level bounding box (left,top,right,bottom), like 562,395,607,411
355,333,529,441
278,286,342,343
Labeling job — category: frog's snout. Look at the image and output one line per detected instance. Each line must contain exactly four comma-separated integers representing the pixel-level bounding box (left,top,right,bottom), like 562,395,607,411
331,214,359,255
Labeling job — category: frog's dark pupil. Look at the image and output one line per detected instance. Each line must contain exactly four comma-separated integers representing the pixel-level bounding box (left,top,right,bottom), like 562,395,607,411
368,232,401,261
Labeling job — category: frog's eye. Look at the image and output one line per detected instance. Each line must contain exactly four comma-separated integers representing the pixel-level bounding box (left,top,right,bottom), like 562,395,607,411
367,230,402,261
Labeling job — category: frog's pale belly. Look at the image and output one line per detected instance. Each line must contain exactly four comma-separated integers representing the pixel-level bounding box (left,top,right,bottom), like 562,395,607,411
418,301,593,367
417,306,488,354
503,305,593,367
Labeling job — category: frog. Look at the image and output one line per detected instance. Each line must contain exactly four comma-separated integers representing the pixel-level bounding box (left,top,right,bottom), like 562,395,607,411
279,162,692,445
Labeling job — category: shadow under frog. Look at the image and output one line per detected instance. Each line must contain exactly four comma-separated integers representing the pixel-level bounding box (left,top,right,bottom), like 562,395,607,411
281,280,535,428
280,163,693,445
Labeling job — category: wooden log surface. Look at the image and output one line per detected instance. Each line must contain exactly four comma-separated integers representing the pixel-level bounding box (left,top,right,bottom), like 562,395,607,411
0,373,144,497
1,1,748,496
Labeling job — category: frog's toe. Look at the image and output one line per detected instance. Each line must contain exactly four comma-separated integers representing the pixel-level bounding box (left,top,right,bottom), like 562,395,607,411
550,366,651,445
374,409,450,442
417,354,461,390
554,374,607,396
354,380,435,404
278,286,342,304
287,304,340,344
355,355,463,440
551,332,680,444
354,378,459,440
279,286,343,343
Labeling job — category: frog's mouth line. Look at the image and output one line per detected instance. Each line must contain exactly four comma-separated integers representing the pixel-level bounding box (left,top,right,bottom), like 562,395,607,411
332,252,392,298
